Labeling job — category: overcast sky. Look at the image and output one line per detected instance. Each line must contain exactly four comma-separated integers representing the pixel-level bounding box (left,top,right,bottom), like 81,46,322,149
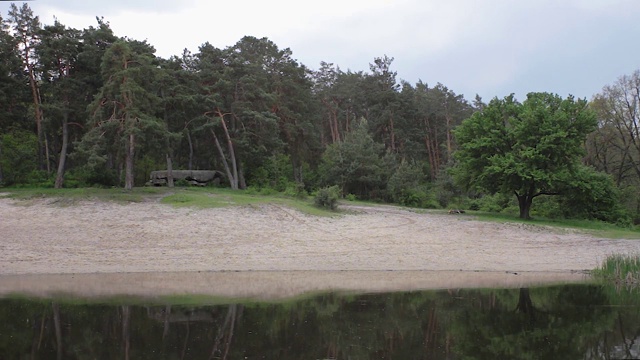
2,0,639,102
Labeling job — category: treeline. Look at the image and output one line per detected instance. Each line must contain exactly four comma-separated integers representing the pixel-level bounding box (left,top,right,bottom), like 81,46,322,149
0,4,638,224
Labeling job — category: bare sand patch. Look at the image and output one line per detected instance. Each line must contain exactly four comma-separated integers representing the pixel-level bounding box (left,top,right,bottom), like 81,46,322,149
0,197,637,298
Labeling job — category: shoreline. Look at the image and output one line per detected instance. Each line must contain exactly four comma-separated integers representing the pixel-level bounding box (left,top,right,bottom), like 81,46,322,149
0,270,592,300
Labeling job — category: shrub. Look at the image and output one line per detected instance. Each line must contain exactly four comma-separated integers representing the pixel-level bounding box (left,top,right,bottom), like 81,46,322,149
314,185,340,210
175,179,190,187
557,167,630,224
74,166,118,187
475,193,513,213
284,182,307,199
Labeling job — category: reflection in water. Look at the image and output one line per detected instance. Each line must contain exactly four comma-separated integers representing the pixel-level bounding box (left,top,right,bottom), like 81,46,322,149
0,284,638,359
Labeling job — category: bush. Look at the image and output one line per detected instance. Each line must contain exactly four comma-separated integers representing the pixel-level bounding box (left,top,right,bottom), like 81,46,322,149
477,193,513,213
314,185,340,210
558,167,630,224
175,179,190,187
27,170,54,188
283,182,307,199
71,166,118,188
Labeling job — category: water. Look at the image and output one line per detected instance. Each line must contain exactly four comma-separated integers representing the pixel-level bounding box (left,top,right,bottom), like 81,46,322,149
1,284,639,359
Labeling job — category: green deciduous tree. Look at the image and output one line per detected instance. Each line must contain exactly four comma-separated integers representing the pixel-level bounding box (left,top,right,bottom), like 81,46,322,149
586,70,640,223
452,92,597,219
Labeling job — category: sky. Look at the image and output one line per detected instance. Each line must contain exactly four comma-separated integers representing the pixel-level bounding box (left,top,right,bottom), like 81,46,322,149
2,0,639,102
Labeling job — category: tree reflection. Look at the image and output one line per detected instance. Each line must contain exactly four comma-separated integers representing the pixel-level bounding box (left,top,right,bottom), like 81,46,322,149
0,284,638,359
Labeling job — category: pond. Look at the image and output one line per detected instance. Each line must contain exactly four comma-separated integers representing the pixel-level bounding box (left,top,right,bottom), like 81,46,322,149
1,281,639,359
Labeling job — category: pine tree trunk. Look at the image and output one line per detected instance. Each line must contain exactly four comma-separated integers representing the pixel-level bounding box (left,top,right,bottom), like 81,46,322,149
445,113,453,160
186,130,194,171
217,110,239,190
390,114,396,151
166,153,174,188
221,119,238,189
124,133,135,190
0,138,3,185
238,164,246,190
27,63,45,171
54,113,69,189
44,133,51,174
425,134,436,180
211,129,237,190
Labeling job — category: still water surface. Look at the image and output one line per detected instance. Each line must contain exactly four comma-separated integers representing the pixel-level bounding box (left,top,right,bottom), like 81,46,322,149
0,284,639,359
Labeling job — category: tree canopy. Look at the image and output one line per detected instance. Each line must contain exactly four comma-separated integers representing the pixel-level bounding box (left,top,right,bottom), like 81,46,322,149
452,92,598,219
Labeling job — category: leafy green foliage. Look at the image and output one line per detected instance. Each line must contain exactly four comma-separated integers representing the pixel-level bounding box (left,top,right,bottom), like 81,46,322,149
453,92,598,219
0,130,38,185
248,154,294,191
557,166,630,224
314,185,340,210
469,193,515,213
320,118,385,199
387,161,421,202
283,182,307,199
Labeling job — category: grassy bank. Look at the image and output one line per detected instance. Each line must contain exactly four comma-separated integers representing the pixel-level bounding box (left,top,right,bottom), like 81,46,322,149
469,211,640,239
0,186,337,217
2,187,640,237
0,186,168,204
592,254,640,286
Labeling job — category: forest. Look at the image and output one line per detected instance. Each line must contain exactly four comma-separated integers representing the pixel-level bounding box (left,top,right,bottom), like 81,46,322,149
1,3,639,224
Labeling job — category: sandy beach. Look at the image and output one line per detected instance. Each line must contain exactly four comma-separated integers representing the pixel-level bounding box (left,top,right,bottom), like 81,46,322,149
0,196,638,298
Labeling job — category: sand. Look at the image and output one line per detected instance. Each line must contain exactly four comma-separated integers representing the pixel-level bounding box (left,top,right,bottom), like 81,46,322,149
0,196,638,299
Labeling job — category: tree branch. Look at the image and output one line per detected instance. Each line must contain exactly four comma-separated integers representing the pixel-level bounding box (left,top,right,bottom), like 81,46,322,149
532,191,560,198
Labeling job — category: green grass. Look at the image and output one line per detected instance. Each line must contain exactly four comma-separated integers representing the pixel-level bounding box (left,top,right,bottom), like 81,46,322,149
2,186,639,235
160,187,338,217
0,186,338,216
592,254,640,285
1,186,165,204
468,211,640,239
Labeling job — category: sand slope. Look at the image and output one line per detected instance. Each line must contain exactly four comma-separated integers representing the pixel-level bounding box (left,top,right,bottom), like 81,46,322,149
0,197,637,298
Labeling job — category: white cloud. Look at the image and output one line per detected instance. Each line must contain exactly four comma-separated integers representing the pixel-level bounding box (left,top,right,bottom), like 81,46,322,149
2,0,639,100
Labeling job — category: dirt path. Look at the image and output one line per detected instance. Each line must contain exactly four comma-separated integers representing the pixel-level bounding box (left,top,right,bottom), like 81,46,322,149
0,197,638,298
